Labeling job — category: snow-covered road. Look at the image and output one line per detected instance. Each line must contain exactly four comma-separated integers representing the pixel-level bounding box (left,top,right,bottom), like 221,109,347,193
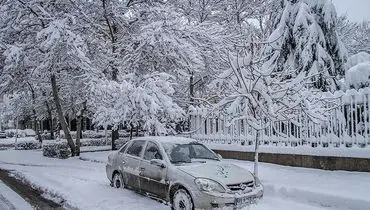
0,149,369,210
0,180,33,210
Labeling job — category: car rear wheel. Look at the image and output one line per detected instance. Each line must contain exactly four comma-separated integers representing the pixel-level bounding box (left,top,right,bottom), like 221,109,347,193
112,172,124,188
172,188,193,210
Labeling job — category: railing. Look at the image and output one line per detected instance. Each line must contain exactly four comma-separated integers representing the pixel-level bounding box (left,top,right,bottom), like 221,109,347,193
189,88,370,148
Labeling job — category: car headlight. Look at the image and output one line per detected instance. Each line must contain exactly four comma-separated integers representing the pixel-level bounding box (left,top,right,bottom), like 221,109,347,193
194,178,226,193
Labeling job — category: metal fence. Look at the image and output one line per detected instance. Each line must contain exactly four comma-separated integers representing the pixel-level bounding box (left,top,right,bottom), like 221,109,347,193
189,88,370,148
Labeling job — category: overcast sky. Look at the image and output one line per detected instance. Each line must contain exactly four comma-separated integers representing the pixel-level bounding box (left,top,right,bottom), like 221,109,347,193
333,0,370,22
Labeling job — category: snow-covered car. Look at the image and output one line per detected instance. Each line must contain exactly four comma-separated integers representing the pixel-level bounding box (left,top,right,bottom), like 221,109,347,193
106,136,263,209
0,131,6,138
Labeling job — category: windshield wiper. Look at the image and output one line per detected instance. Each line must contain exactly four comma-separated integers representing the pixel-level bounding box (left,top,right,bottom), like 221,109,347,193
171,160,191,164
194,157,220,161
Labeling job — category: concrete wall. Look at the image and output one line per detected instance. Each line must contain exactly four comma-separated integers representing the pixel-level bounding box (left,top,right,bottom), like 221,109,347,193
213,150,370,172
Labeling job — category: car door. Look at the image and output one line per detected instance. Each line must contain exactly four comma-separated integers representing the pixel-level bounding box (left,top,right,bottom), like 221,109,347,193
139,141,168,199
121,140,146,191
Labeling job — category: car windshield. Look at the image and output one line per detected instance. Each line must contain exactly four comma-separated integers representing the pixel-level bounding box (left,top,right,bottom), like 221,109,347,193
161,142,219,163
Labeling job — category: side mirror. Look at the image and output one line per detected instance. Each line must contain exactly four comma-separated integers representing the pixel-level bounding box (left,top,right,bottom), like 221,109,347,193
217,153,223,160
150,159,166,168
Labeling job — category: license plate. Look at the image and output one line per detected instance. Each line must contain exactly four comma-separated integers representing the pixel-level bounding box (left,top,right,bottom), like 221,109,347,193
235,196,250,205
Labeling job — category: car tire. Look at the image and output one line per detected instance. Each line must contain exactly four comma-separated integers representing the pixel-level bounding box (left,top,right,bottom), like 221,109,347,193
112,172,124,188
172,188,193,210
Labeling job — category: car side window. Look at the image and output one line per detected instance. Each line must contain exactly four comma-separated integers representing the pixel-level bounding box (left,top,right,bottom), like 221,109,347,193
126,140,145,157
119,142,130,153
144,142,163,160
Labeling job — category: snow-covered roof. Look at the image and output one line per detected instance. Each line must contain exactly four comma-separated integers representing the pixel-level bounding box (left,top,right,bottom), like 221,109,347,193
133,136,197,144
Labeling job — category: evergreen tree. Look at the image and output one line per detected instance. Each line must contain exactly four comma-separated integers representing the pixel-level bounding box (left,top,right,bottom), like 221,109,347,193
263,0,347,91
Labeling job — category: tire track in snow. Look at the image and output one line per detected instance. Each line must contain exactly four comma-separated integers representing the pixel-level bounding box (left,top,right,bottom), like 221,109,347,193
0,168,65,209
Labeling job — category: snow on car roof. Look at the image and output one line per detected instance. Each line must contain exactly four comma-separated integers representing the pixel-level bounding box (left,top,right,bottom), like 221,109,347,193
132,136,197,144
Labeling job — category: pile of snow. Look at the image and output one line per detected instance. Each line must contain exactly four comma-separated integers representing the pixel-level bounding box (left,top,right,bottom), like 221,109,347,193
345,62,370,89
345,52,370,70
341,52,370,90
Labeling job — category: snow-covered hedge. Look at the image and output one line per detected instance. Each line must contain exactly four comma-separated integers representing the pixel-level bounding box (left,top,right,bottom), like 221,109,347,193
15,138,41,150
82,130,107,139
58,130,134,139
80,138,129,148
42,141,71,159
5,129,36,138
80,138,110,147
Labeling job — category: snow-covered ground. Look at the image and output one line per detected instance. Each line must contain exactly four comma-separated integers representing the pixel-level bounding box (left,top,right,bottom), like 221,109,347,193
0,180,33,210
0,150,369,210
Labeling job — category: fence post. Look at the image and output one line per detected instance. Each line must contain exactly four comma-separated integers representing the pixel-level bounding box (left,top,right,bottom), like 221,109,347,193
368,93,370,145
353,94,359,144
351,94,356,146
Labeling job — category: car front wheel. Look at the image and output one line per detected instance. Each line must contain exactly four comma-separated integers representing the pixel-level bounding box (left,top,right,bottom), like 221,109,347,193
172,188,193,210
112,172,124,188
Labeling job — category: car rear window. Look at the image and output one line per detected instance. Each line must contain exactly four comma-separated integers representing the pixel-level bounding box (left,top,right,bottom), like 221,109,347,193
126,140,145,157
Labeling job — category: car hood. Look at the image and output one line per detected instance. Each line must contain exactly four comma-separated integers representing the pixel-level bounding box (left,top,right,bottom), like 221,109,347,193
177,161,254,185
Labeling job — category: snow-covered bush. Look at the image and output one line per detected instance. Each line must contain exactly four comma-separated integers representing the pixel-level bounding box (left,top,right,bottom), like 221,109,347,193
15,139,41,150
42,141,71,159
345,62,370,89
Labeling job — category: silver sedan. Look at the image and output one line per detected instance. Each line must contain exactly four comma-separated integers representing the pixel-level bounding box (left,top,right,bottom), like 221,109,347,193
106,136,263,210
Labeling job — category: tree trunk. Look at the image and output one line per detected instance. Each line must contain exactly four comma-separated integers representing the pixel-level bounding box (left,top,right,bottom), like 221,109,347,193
189,73,194,103
112,128,119,150
46,101,54,140
32,109,42,143
136,124,139,137
254,130,260,177
189,73,194,131
83,117,87,132
75,101,87,156
68,114,72,131
27,82,42,143
76,115,82,156
104,126,108,145
129,123,133,140
51,74,76,156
